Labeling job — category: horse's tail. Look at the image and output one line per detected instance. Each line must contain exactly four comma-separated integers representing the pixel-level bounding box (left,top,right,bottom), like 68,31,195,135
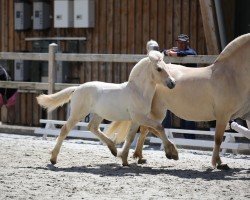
37,86,78,112
105,121,132,144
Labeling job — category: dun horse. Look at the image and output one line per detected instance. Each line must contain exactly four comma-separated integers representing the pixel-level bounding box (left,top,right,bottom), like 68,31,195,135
105,33,250,169
37,51,177,165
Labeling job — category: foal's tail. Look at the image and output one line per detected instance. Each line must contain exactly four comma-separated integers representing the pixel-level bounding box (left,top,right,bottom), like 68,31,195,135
104,121,132,144
36,86,78,112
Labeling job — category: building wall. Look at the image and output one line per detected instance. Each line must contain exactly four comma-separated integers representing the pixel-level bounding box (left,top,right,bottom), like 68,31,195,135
0,0,208,82
0,0,232,126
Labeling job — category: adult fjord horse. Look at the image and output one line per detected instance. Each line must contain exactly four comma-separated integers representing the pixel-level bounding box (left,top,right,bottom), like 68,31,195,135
105,33,250,169
37,50,177,165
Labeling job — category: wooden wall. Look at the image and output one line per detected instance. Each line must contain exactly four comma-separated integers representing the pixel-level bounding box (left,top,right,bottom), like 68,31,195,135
0,0,209,126
1,0,207,82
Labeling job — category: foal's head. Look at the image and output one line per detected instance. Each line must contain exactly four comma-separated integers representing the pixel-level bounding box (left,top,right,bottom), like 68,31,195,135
148,50,176,89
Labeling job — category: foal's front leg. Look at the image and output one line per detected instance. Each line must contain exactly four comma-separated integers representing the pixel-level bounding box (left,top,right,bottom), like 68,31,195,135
88,114,117,156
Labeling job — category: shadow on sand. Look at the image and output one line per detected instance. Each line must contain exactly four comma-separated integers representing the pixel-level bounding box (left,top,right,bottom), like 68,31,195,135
27,163,250,181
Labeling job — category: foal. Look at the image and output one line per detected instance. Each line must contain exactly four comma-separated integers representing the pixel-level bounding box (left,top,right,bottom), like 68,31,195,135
37,51,178,165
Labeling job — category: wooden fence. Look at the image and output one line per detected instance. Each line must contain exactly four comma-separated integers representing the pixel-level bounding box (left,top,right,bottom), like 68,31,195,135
0,43,218,126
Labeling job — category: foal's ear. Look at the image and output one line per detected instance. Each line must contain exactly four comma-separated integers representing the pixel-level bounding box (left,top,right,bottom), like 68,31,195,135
148,50,163,63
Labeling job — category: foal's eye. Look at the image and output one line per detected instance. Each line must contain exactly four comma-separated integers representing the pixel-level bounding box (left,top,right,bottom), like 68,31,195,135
156,67,162,72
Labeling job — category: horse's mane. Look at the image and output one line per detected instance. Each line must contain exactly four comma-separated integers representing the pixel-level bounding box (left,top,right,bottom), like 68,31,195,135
128,57,150,81
128,51,163,81
215,33,250,63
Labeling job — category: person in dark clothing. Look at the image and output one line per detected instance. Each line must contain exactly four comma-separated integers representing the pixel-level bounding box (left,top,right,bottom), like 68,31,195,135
162,34,197,139
0,65,13,100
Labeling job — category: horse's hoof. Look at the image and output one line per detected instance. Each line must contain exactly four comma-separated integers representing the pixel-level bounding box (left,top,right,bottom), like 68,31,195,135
217,164,230,170
138,159,147,164
172,154,179,160
50,159,57,165
111,149,117,157
166,154,172,160
122,163,130,167
109,148,117,157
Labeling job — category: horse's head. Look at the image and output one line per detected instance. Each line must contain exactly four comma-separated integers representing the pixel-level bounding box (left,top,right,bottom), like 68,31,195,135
148,50,176,89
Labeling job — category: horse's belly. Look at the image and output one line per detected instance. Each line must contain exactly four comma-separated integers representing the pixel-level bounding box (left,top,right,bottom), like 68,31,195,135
93,95,131,121
169,102,215,121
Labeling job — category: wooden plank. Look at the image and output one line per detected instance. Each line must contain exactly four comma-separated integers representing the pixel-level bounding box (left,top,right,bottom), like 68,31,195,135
166,0,174,48
197,2,206,54
35,128,99,140
20,93,27,125
85,30,93,83
190,0,198,52
1,0,7,51
181,0,190,35
91,0,99,81
39,119,108,128
157,0,166,48
120,0,128,82
26,93,33,126
14,92,21,125
150,137,250,150
32,93,41,126
173,0,181,41
149,0,158,40
56,53,217,63
127,0,135,74
0,52,48,61
135,0,143,54
142,0,150,54
98,0,107,82
106,0,114,83
199,0,220,54
8,0,14,52
113,0,121,83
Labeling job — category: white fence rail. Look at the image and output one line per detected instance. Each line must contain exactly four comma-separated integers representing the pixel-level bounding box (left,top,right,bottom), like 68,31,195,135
35,119,250,154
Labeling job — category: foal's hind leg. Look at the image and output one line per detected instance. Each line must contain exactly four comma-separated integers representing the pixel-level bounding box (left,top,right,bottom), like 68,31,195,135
118,123,140,166
50,117,79,165
88,114,117,156
133,126,149,164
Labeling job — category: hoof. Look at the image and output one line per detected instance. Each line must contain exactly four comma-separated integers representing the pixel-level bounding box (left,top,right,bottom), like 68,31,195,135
172,154,179,161
138,158,147,164
166,153,179,160
217,164,230,170
122,163,130,167
50,159,57,165
111,149,117,157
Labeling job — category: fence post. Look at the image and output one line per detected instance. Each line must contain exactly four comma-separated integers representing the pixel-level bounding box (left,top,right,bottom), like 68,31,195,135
47,43,58,120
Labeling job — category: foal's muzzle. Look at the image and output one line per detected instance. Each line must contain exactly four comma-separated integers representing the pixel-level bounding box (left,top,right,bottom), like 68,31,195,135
166,78,176,89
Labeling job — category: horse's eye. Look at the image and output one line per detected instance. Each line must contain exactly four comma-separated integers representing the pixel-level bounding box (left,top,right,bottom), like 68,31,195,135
156,67,162,72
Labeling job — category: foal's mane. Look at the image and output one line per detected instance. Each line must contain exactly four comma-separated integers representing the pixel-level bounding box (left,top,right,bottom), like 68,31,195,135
215,33,250,63
128,57,150,81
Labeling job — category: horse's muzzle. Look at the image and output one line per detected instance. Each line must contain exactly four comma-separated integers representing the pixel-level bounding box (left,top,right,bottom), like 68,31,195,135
166,78,176,89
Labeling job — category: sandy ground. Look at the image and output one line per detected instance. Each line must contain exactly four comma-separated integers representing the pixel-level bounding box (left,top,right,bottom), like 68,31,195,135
0,133,249,200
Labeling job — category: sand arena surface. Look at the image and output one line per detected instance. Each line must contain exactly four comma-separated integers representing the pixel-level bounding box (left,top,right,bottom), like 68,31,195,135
0,133,249,200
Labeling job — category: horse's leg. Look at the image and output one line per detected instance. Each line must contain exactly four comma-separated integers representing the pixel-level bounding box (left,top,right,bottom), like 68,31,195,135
246,120,250,129
88,114,117,156
50,117,79,165
133,126,149,164
132,113,178,160
212,118,229,170
118,123,140,166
